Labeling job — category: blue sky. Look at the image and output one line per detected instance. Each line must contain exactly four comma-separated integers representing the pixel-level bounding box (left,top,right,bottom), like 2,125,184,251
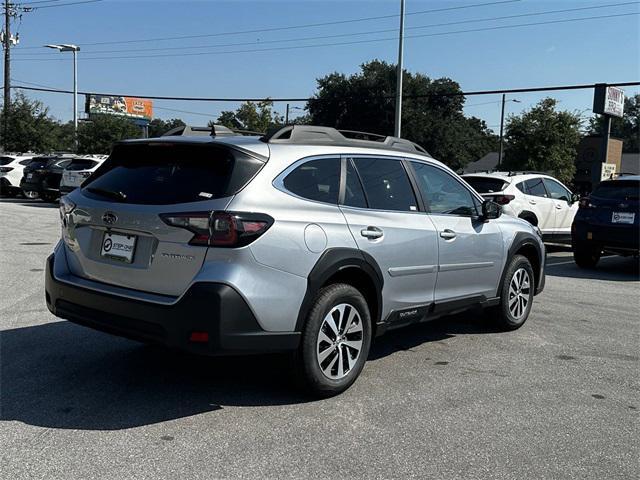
8,0,640,134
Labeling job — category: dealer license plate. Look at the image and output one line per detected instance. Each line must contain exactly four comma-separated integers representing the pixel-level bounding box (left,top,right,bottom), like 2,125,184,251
611,212,635,224
100,232,136,263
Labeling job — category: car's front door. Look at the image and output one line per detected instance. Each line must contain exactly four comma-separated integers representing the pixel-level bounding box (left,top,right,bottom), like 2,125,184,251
523,177,556,235
408,161,504,303
543,177,578,236
339,156,439,318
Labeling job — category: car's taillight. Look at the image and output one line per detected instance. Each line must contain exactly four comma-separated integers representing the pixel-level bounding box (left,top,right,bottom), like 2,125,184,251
0,167,13,173
578,197,593,209
160,211,273,247
493,194,515,205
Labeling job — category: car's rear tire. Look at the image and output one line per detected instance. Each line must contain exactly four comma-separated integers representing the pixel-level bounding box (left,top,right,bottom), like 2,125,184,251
489,254,535,331
293,283,372,397
573,242,601,268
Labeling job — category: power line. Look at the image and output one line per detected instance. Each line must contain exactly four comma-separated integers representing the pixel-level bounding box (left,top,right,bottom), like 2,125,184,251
13,1,638,56
154,105,219,118
11,12,640,62
23,0,103,9
14,1,637,56
10,81,640,103
14,0,522,50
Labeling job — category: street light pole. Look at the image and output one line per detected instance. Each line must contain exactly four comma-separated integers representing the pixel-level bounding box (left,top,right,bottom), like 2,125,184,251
497,95,520,169
44,44,80,148
394,0,405,138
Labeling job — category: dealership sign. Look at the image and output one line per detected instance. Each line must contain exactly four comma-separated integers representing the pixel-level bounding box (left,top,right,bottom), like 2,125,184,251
85,95,153,120
593,85,625,118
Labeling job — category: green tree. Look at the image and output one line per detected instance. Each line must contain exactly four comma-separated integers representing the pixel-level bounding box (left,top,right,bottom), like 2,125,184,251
306,60,497,170
77,115,142,154
148,117,186,137
215,100,283,133
588,93,639,152
503,98,581,184
1,92,66,152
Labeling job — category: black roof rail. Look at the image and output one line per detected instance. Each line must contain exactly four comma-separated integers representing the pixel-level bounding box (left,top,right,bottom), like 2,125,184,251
261,125,430,156
507,170,550,176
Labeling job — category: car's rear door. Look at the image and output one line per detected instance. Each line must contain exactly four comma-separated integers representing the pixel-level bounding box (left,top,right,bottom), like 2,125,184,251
63,141,265,297
409,160,503,302
523,177,556,234
339,156,438,315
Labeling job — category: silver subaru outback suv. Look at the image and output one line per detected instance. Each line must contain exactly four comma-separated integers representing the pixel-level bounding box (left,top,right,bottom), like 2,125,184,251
46,125,545,396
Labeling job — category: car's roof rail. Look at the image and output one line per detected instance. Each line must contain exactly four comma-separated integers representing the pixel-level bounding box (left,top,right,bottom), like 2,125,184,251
261,125,430,155
507,170,550,176
162,124,238,137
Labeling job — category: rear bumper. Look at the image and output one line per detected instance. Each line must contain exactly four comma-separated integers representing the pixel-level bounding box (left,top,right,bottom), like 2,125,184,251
572,219,639,254
45,254,300,355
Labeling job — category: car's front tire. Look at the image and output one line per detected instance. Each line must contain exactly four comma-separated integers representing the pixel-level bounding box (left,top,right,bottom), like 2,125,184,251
294,283,372,397
573,242,601,268
490,254,535,330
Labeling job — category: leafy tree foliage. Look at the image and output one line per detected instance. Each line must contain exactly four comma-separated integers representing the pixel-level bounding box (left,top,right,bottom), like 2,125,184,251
216,100,283,133
306,60,497,170
77,114,142,154
0,92,68,152
148,117,186,138
588,94,639,152
503,98,582,184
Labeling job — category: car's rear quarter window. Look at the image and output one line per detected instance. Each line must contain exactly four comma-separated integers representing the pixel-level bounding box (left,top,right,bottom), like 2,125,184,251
463,176,508,193
83,142,264,205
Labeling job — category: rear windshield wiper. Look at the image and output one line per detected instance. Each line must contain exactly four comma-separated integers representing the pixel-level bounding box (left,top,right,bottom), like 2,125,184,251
86,187,127,202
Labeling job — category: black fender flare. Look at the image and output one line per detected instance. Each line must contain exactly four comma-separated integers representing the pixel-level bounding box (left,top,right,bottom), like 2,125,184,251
497,231,545,297
294,248,384,332
518,210,539,226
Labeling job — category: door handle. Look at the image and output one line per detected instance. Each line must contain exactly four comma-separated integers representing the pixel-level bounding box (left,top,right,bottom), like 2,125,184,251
555,204,563,209
361,226,383,239
529,200,537,205
439,229,457,240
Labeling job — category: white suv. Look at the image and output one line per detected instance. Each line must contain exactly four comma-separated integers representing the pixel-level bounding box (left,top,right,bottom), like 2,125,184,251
60,155,107,195
0,154,36,197
463,172,579,243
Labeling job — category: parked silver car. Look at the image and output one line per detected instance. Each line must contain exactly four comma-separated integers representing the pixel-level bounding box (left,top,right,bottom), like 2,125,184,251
46,126,545,396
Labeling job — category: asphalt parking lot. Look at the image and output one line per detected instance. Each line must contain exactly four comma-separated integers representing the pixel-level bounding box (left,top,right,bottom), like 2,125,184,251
1,198,638,480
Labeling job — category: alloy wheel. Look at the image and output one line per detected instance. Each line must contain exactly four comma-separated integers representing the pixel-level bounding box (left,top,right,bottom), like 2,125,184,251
316,303,364,380
508,267,531,319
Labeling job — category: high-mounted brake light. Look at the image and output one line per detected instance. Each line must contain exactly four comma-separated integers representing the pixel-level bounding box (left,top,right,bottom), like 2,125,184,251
160,211,273,247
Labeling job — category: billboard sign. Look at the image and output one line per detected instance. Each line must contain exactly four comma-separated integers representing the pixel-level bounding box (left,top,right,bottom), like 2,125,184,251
85,95,153,120
593,85,625,118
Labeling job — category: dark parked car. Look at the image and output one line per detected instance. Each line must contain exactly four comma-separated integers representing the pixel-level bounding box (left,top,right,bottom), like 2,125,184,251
20,156,74,202
572,175,639,268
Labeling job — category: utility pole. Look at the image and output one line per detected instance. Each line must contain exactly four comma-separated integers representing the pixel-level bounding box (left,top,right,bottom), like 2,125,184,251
393,0,405,138
3,1,11,148
285,103,289,124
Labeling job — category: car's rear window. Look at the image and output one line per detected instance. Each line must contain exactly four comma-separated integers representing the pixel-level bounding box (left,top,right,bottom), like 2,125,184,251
463,176,508,193
65,159,99,171
83,142,264,205
26,158,54,170
0,156,15,166
592,180,639,201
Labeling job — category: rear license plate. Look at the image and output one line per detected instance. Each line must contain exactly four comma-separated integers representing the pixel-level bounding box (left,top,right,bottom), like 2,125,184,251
611,212,635,224
101,232,136,263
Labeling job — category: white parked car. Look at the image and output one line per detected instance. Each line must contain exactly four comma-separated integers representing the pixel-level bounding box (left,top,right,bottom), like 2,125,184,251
462,172,579,243
0,154,36,197
60,155,107,195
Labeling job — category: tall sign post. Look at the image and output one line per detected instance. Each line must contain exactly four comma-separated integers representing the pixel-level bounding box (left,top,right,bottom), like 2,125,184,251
592,84,624,186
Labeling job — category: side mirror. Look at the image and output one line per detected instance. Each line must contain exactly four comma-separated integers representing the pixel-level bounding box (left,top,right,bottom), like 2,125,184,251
570,193,580,204
481,200,502,221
